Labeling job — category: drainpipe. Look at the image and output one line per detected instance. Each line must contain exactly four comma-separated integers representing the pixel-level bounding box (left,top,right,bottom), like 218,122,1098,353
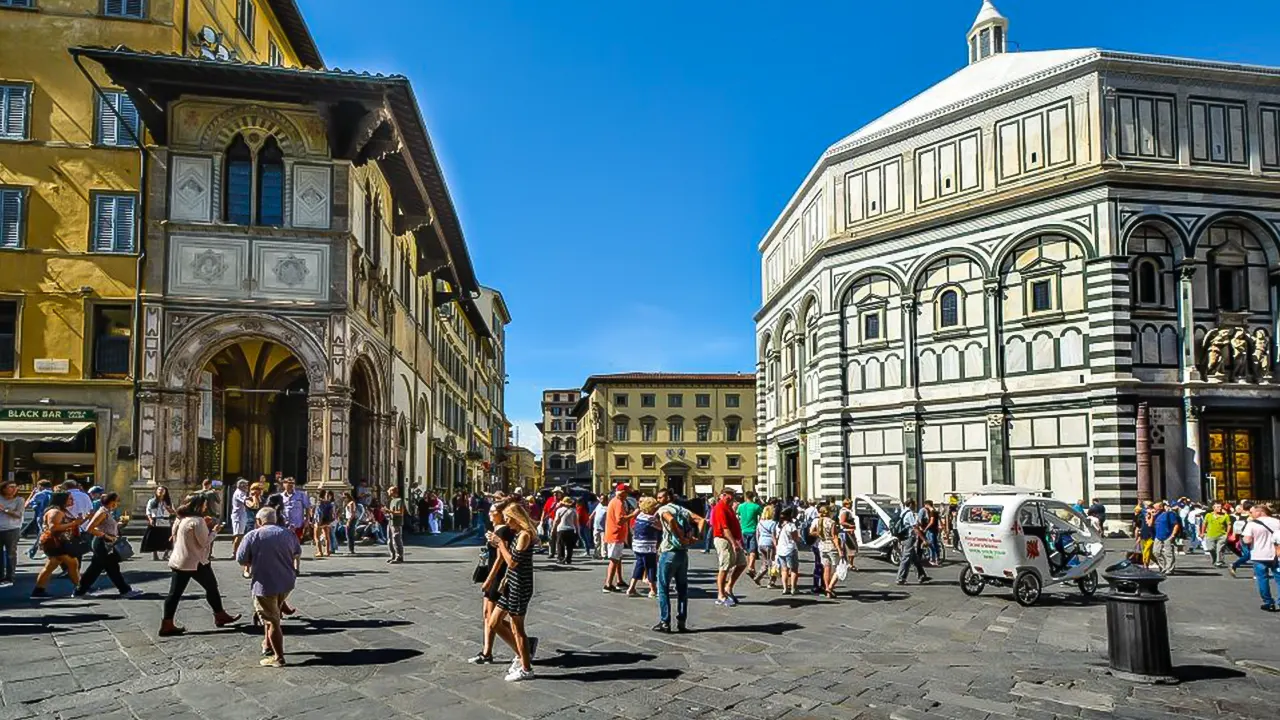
72,53,151,463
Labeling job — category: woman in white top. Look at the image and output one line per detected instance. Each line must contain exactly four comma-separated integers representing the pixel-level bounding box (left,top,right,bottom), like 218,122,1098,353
159,494,240,637
774,506,802,595
142,485,174,561
754,504,779,589
0,481,24,587
553,497,579,564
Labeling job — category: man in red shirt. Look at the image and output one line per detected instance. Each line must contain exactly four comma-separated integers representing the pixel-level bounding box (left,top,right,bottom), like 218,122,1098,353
542,488,563,556
602,483,636,593
710,489,748,606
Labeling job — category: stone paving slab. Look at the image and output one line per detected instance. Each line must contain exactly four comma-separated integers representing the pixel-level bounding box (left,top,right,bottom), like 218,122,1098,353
2,542,1280,718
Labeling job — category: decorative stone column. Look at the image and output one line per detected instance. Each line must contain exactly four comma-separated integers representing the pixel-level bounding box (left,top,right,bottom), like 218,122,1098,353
307,395,327,487
1184,398,1204,502
1178,266,1199,381
988,411,1008,485
903,418,920,501
984,280,1004,387
1136,402,1152,502
160,390,191,486
901,295,919,397
327,391,351,488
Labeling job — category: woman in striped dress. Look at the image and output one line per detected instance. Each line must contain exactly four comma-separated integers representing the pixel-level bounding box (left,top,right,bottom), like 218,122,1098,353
484,500,539,682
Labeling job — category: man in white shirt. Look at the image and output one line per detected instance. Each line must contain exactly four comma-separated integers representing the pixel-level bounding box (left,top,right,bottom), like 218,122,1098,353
65,481,94,526
1242,503,1280,612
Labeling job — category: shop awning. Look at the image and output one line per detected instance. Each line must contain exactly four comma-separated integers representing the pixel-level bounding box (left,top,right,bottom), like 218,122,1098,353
0,421,93,442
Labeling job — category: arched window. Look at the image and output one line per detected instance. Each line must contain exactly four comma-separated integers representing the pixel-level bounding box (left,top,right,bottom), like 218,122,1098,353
939,289,960,328
224,134,253,225
256,137,285,226
1135,260,1159,305
551,437,562,451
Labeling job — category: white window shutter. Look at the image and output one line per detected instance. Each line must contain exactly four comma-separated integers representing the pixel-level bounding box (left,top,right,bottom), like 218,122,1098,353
0,190,21,248
98,94,118,146
94,196,116,252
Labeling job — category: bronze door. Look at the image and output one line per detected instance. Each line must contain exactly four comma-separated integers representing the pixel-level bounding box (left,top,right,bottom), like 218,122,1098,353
1207,428,1255,501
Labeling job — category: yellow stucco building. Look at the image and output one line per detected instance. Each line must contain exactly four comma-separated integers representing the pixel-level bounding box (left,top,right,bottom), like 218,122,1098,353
0,0,321,494
573,373,757,498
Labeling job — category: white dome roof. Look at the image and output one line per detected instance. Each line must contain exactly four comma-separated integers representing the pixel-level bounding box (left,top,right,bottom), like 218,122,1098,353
826,48,1097,156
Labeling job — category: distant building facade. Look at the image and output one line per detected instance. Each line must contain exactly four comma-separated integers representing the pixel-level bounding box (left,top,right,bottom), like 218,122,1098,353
537,389,580,489
574,373,756,498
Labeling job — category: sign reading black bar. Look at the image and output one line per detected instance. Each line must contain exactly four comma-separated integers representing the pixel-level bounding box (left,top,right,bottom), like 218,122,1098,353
0,408,96,422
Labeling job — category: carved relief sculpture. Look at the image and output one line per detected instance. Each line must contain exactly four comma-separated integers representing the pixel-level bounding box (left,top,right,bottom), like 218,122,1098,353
1255,329,1273,382
1204,329,1229,380
1202,326,1273,383
1230,329,1251,382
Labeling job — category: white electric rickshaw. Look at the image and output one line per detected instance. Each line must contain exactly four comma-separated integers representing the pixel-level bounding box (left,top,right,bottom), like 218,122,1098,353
849,494,947,565
956,488,1106,606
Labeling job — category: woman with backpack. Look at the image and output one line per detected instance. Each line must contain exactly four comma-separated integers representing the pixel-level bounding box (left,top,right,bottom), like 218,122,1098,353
809,505,842,599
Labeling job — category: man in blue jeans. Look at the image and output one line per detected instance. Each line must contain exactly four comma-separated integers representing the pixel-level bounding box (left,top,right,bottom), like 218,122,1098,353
652,488,706,634
1241,504,1280,611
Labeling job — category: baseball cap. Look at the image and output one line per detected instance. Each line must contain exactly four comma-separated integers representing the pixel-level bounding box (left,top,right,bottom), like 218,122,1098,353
89,486,105,495
615,482,630,492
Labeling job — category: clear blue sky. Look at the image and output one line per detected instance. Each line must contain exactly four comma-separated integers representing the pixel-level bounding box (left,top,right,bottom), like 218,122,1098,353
300,0,1280,451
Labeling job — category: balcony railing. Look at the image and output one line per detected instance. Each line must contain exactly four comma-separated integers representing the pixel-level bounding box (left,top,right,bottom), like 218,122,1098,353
93,335,131,377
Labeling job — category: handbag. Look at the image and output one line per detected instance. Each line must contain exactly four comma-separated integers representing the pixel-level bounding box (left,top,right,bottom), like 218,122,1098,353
472,546,492,584
834,558,850,583
113,537,135,561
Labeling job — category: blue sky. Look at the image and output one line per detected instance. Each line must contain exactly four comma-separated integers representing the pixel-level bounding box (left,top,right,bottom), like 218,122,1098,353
300,0,1280,452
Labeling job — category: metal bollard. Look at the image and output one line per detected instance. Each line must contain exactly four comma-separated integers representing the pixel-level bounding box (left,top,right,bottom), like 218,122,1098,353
1101,561,1178,684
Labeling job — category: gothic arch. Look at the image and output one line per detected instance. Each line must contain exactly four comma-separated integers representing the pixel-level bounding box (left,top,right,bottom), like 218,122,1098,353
200,104,308,156
795,290,821,322
1120,213,1189,259
1191,211,1280,266
349,352,387,413
834,267,906,306
992,224,1096,273
161,312,328,391
905,247,993,288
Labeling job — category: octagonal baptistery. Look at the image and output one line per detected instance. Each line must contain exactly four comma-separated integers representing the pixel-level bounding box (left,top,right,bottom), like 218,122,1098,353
755,1,1280,522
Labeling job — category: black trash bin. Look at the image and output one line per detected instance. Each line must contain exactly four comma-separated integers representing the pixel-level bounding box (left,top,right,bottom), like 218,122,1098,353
1101,561,1178,684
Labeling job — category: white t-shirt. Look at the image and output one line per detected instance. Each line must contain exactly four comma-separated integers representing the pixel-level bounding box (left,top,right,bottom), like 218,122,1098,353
757,519,778,547
554,506,577,533
776,521,799,556
1243,516,1280,562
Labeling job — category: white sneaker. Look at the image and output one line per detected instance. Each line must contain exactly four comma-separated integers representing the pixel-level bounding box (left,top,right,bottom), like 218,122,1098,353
504,666,534,682
122,589,144,599
0,581,12,588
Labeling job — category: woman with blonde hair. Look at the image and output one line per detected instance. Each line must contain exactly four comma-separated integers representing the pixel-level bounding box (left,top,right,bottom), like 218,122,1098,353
474,500,539,681
809,504,841,599
625,496,660,597
754,504,779,588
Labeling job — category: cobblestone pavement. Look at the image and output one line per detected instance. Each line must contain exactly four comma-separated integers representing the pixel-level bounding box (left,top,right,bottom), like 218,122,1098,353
2,539,1279,720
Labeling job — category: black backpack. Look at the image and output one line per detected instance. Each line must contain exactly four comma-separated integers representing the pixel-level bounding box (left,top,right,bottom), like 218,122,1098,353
889,510,911,540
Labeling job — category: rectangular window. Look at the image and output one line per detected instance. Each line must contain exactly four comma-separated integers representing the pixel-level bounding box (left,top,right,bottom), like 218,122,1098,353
613,421,628,442
726,394,741,408
697,455,710,469
0,1,34,8
268,38,284,67
102,0,145,18
640,393,655,408
1190,98,1248,166
695,393,710,408
0,84,29,140
863,313,881,341
1114,93,1176,161
696,422,709,442
642,455,655,469
92,194,137,253
727,455,741,470
565,419,576,431
0,187,24,248
0,300,15,373
667,393,683,408
614,455,628,470
551,407,561,416
641,421,655,442
614,393,628,407
236,0,255,42
92,304,131,377
96,90,140,147
725,420,740,443
668,421,683,442
1031,279,1053,312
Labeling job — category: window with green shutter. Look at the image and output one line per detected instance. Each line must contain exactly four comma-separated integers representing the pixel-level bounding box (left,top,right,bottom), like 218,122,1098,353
96,90,140,147
0,84,29,140
0,188,23,248
92,194,137,253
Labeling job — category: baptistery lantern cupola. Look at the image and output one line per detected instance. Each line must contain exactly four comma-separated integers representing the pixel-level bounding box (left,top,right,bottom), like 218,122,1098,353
967,0,1009,64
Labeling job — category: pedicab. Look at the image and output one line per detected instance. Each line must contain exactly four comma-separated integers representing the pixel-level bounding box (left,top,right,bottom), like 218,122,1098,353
848,494,942,565
956,488,1106,606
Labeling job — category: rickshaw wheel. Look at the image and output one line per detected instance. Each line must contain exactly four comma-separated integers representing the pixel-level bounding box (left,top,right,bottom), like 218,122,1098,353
888,542,902,566
1077,570,1099,597
1014,570,1042,606
959,565,984,596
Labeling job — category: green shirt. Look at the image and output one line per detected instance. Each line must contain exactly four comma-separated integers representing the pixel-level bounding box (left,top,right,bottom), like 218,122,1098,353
388,498,405,527
737,501,763,535
1203,511,1231,538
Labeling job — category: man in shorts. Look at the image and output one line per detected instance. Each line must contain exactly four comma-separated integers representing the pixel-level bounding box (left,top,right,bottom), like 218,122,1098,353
235,507,300,667
602,484,635,593
711,489,748,606
736,491,763,581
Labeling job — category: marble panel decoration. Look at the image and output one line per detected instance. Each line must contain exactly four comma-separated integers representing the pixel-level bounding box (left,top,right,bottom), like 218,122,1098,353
254,241,329,301
292,164,332,230
168,236,248,297
170,155,213,223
